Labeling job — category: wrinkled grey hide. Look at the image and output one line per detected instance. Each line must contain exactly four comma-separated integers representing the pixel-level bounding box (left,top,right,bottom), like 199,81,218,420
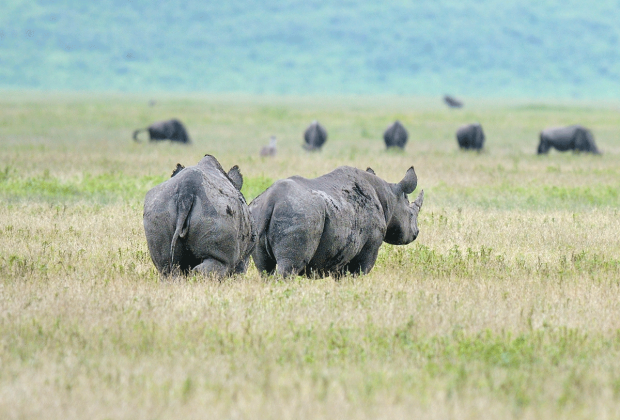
444,95,464,108
383,121,409,149
456,123,485,150
303,121,328,151
250,166,424,278
143,155,255,278
538,125,600,154
133,119,191,144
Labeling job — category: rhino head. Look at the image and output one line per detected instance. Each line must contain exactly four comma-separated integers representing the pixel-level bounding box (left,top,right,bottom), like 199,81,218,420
383,167,424,245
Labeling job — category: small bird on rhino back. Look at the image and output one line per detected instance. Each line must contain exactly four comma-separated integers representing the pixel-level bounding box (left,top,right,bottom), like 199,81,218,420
133,119,191,144
260,136,277,157
383,120,408,149
249,165,424,278
303,120,327,151
143,154,255,278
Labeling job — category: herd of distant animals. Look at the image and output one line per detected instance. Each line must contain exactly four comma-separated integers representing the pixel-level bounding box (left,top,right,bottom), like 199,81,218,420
136,96,602,279
132,95,602,155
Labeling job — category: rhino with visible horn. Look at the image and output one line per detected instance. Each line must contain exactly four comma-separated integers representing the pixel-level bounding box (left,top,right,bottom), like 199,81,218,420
249,165,424,278
143,155,255,278
537,125,600,154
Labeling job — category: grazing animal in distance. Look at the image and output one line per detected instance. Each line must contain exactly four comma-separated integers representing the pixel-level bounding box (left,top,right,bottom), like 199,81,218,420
133,119,191,144
383,120,409,149
538,125,601,155
143,154,256,278
456,123,485,151
260,136,277,157
444,95,464,108
303,120,327,151
249,165,424,278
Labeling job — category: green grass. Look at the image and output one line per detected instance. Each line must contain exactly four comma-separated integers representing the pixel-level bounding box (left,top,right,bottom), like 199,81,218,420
1,93,620,419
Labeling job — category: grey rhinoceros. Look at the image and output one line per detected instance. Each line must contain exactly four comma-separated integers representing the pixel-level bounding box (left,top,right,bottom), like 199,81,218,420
249,166,424,277
143,155,255,277
443,95,464,108
384,120,409,149
538,125,600,154
303,120,328,151
456,123,485,150
133,119,191,144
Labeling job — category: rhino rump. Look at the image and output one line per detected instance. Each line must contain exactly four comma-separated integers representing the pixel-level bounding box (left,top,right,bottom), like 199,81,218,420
456,123,485,150
143,157,254,278
384,121,408,149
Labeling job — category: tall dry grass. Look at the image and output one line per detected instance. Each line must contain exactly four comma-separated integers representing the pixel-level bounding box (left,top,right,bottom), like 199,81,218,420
1,93,619,419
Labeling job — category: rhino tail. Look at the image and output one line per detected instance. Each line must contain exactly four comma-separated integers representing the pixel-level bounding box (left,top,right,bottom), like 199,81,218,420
169,188,195,270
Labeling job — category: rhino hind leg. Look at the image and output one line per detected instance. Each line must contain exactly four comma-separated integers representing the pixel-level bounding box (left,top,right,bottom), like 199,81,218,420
252,241,277,276
192,258,230,279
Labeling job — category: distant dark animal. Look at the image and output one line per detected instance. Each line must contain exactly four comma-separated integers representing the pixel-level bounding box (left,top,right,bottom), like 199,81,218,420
143,155,255,278
538,125,601,155
148,99,157,107
303,121,327,151
133,119,191,144
444,95,464,108
260,136,277,157
249,166,424,278
383,120,408,149
456,123,485,150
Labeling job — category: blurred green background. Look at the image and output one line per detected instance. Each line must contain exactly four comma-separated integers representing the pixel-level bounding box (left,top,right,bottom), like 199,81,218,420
2,0,619,97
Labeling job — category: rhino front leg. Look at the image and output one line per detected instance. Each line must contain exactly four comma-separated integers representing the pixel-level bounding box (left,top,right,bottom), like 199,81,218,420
192,258,230,279
344,239,382,276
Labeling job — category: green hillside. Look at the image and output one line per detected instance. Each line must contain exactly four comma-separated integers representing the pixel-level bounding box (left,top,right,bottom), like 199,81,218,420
1,0,620,97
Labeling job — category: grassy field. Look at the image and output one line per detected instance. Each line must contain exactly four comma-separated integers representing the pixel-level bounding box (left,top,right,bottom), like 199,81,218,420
1,92,620,419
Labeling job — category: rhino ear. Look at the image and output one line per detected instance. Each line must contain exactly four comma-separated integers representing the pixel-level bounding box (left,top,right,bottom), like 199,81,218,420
228,165,243,190
171,163,185,178
412,190,424,210
398,166,417,194
366,167,376,175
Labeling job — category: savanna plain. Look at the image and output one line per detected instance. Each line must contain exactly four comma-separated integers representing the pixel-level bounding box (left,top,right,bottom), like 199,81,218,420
1,93,619,419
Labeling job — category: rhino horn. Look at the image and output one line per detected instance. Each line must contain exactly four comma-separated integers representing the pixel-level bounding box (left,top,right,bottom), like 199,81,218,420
227,165,243,190
411,190,424,210
366,167,376,175
398,167,417,194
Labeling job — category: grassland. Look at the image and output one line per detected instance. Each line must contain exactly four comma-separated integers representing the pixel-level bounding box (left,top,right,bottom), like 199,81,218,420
1,92,620,419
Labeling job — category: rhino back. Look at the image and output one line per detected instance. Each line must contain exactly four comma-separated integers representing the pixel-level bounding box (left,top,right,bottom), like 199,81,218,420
187,165,254,264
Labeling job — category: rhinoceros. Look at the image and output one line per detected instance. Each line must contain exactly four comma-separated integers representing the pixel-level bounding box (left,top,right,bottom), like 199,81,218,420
133,119,191,144
143,155,255,277
303,120,327,151
383,120,409,149
443,95,464,108
537,125,600,154
456,123,485,150
249,166,424,277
